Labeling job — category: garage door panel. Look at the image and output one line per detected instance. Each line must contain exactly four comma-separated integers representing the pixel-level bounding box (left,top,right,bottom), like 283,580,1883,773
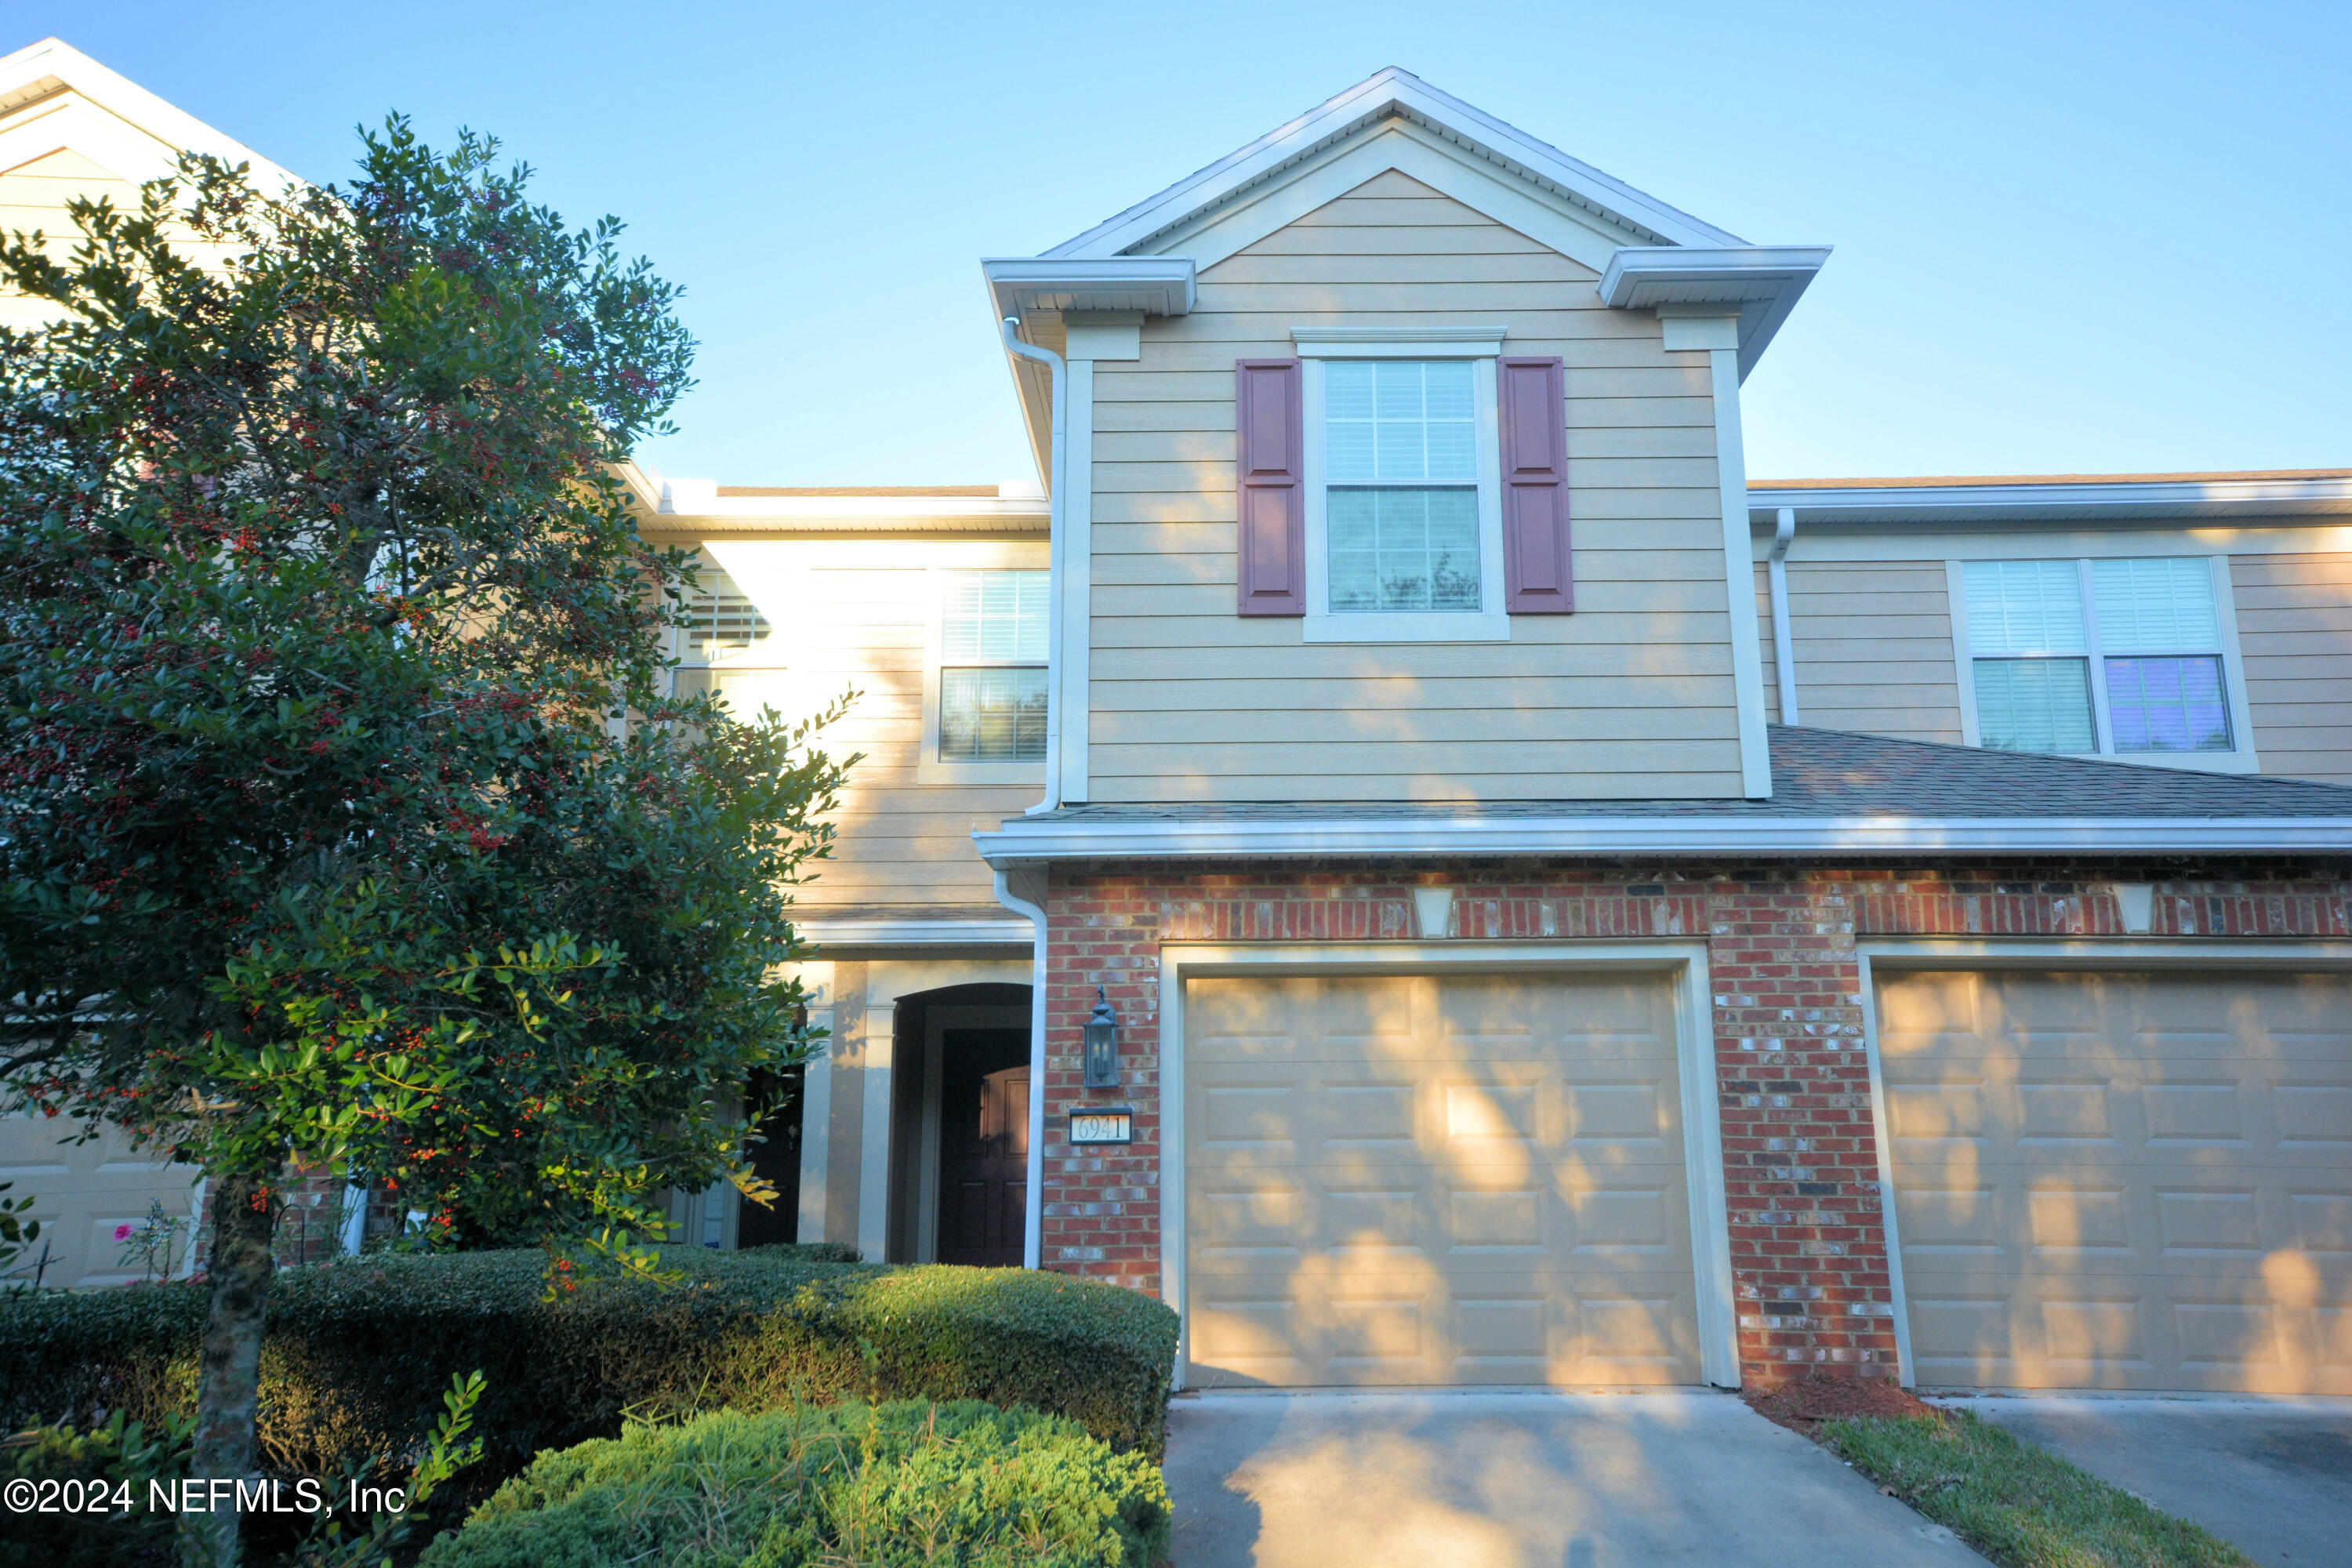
1882,967,2352,1395
1186,970,1699,1388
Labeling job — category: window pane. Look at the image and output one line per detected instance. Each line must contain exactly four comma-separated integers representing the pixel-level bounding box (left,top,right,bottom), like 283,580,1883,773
1973,658,2096,753
2091,558,2220,653
682,562,772,662
939,666,1047,761
2107,655,2232,752
943,570,1048,662
1324,360,1478,483
1328,487,1481,612
1964,560,2086,655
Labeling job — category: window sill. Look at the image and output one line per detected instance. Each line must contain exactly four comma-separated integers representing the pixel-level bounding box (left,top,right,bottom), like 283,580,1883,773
1992,746,2263,776
1302,611,1512,644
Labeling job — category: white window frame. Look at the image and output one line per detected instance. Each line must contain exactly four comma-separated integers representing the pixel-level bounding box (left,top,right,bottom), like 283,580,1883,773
1946,553,2259,774
918,557,1053,786
1296,332,1511,644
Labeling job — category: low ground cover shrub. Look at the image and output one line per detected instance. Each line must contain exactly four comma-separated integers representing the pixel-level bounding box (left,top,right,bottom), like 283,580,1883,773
415,1399,1172,1568
0,1247,1178,1508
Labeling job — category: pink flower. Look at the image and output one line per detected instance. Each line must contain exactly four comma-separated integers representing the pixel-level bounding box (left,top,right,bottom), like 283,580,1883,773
114,1223,134,1241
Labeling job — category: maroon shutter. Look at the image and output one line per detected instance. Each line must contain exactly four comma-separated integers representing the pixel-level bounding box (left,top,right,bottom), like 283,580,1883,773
1497,355,1572,613
1234,358,1305,615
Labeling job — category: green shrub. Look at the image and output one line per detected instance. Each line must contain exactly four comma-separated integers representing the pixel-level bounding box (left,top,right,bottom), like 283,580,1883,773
415,1399,1172,1568
0,1248,1178,1508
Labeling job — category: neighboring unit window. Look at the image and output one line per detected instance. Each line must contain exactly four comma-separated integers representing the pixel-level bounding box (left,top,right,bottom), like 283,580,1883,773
675,558,775,702
2090,558,2231,752
681,561,772,662
1963,557,2233,756
1324,360,1482,612
938,570,1047,762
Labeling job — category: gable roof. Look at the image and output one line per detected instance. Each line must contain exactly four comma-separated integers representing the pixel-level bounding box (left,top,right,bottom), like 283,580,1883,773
1046,67,1744,260
0,37,298,191
975,726,2352,864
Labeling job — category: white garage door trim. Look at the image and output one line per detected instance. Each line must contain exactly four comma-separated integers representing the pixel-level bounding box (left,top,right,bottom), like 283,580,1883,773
1860,937,2352,1389
1158,939,1738,1390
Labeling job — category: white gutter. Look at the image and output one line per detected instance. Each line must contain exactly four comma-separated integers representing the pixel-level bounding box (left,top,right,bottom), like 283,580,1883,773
1000,317,1067,818
1768,506,1799,725
976,815,2352,864
992,867,1049,1271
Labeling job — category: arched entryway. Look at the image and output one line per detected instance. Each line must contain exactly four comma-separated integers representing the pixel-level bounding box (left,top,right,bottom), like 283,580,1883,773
884,982,1032,1265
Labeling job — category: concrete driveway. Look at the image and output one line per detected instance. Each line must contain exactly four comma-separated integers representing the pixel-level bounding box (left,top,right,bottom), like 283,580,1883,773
1163,1389,1991,1568
1943,1396,2352,1568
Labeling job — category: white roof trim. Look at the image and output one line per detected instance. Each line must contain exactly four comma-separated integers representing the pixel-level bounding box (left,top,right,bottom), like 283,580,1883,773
975,815,2352,865
1748,474,2352,525
0,37,299,192
982,256,1196,322
1045,67,1744,260
798,918,1034,950
1599,245,1832,379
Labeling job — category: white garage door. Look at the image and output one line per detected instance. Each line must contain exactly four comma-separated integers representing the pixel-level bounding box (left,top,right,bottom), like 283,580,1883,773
1182,971,1701,1388
1878,968,2352,1394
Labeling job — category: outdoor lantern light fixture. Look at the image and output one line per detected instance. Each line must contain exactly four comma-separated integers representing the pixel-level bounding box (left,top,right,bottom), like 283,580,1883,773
1083,987,1120,1089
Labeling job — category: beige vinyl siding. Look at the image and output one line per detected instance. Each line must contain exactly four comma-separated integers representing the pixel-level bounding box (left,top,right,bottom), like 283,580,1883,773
1764,558,1965,743
2231,551,2352,785
0,146,146,331
1087,169,1741,803
654,539,1046,917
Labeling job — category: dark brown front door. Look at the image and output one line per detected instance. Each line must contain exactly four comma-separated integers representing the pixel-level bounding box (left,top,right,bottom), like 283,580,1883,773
736,1065,804,1250
935,1027,1029,1267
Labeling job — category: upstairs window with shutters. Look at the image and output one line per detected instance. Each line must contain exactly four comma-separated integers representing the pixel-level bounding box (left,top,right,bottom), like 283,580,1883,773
1960,557,2248,761
1235,345,1570,641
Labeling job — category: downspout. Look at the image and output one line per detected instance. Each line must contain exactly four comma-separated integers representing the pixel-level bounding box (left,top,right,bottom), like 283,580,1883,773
994,866,1049,1271
1769,506,1800,726
999,317,1066,817
995,317,1065,1271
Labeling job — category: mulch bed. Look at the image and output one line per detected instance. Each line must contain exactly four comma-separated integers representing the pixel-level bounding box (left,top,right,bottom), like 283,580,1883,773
1742,1374,1944,1438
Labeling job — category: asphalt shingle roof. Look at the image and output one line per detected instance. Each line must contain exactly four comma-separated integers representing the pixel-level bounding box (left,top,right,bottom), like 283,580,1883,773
1030,726,2352,822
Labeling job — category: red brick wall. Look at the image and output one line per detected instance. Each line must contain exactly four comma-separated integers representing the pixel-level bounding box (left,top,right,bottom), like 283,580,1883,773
1038,861,2352,1386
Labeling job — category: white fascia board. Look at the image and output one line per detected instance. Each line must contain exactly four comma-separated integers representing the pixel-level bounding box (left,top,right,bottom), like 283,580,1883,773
981,256,1196,322
644,494,1050,528
0,38,301,193
798,919,1035,951
1047,67,1743,260
1748,474,2352,526
974,815,2352,865
1599,246,1833,379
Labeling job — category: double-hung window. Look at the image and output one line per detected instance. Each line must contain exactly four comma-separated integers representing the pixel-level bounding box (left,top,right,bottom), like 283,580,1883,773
938,570,1048,762
1961,557,2243,760
1302,349,1506,641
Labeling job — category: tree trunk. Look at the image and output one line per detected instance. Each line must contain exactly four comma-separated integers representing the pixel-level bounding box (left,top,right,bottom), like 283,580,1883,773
180,1171,280,1568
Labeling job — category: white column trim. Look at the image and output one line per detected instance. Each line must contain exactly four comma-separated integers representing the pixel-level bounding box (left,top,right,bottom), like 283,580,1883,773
793,964,836,1245
855,996,896,1261
1708,345,1773,797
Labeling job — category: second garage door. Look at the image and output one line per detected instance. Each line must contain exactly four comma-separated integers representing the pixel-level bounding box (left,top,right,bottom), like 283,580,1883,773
1183,971,1700,1388
1878,967,2352,1394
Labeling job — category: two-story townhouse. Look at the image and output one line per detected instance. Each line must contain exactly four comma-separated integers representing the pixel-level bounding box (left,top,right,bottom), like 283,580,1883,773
7,38,2350,1403
941,70,2352,1397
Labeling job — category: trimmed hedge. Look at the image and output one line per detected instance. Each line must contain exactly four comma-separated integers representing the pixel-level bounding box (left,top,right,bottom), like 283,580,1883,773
415,1399,1172,1568
0,1248,1178,1500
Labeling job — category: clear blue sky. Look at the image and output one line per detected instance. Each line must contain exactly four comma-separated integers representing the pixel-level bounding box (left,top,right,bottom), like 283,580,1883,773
28,1,2351,485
